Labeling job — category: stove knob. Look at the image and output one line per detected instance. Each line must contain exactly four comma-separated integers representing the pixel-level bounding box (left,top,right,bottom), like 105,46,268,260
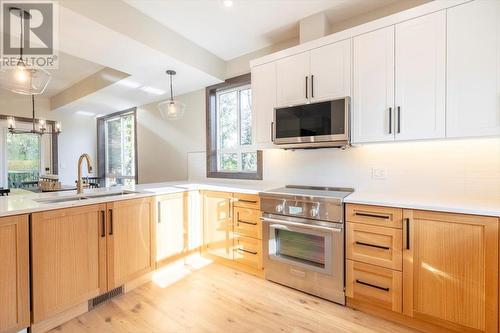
276,205,284,213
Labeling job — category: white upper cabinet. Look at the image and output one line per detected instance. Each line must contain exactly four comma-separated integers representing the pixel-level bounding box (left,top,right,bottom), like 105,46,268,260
276,52,310,107
352,26,395,143
394,11,446,141
309,39,351,102
252,62,276,146
447,0,500,138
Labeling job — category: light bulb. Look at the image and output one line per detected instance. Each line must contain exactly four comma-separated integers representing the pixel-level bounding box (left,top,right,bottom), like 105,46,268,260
7,117,16,130
15,64,28,83
38,119,46,132
168,102,177,115
55,121,62,133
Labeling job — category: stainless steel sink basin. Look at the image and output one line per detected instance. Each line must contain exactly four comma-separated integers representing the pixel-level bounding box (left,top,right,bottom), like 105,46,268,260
35,196,88,204
34,190,138,204
84,190,138,199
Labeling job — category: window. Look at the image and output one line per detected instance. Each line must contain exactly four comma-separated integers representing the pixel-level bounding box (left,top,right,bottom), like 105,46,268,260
7,133,40,188
97,109,137,186
206,74,262,180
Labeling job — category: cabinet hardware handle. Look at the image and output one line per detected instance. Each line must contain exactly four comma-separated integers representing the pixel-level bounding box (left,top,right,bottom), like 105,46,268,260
311,75,314,98
238,220,258,226
100,211,105,238
236,199,258,204
405,218,410,250
397,106,401,133
235,248,258,255
388,107,393,134
354,212,389,220
355,241,390,250
228,198,232,219
271,121,274,142
305,76,308,99
109,209,113,236
356,279,390,292
157,202,161,224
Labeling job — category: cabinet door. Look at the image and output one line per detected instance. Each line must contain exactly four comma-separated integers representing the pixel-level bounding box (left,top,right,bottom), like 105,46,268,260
0,215,29,333
251,62,276,146
395,11,446,141
352,26,395,143
203,191,233,260
310,39,351,102
156,192,188,263
447,0,500,138
107,198,154,289
403,210,498,332
32,205,105,323
276,52,310,107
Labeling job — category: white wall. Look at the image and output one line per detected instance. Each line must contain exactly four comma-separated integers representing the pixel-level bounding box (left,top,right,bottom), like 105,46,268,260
136,89,206,184
52,111,97,185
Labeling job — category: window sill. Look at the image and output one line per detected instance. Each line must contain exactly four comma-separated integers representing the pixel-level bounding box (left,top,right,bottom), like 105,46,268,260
207,171,262,181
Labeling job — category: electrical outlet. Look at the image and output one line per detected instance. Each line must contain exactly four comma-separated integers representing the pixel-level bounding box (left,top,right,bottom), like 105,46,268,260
372,167,387,180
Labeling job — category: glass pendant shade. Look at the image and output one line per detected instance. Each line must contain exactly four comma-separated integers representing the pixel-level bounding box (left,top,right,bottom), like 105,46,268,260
158,99,186,120
0,60,51,95
158,69,185,120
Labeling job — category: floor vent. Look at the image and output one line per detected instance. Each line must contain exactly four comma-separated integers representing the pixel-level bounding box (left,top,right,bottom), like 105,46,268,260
88,286,124,310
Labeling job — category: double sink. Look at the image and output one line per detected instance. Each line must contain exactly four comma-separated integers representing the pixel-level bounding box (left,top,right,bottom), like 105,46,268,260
34,190,138,204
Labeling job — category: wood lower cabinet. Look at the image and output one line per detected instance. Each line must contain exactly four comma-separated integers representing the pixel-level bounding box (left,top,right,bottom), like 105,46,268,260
0,215,29,333
156,192,188,264
403,209,498,333
203,191,234,260
346,203,499,333
31,205,105,323
106,197,155,290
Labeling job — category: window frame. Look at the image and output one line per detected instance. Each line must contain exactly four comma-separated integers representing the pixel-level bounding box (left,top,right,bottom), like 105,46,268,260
206,73,263,180
97,108,138,186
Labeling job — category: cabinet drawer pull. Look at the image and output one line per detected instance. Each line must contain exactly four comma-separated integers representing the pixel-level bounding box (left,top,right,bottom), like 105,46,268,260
355,241,390,250
235,248,258,255
109,209,113,236
271,121,274,142
236,199,258,204
100,211,105,238
355,279,389,292
354,212,390,220
237,220,258,226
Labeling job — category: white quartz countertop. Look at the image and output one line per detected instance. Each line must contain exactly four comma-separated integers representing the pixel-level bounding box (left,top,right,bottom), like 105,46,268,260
0,181,498,218
0,181,277,218
345,190,500,218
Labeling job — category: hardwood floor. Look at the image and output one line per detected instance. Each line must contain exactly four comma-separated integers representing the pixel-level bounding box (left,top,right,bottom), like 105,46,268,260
49,258,418,333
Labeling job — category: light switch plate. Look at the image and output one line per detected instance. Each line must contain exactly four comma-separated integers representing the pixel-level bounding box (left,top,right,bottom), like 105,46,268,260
372,167,387,180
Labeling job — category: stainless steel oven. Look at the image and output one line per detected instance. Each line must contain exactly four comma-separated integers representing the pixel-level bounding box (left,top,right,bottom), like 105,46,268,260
260,186,354,305
273,97,350,148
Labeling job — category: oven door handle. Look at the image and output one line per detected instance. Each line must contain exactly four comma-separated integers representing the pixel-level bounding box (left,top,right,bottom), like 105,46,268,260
261,217,342,233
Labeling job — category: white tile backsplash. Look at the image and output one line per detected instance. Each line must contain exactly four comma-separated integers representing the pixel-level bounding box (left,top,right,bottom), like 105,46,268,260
188,137,500,197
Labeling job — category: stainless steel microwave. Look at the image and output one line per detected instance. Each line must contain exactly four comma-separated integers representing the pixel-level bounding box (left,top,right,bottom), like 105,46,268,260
272,97,350,148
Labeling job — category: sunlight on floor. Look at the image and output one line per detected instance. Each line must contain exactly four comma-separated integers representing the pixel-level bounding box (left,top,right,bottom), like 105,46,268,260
152,254,213,288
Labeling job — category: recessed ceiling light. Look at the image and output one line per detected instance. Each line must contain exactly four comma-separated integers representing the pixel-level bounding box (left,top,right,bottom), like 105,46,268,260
223,0,233,8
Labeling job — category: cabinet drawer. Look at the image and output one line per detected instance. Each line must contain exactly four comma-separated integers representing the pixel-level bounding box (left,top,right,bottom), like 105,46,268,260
346,223,402,270
233,193,260,210
346,260,402,313
234,207,261,239
346,204,403,229
234,236,262,270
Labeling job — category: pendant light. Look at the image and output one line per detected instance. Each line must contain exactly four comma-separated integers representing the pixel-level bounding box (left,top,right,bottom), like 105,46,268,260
158,70,185,120
0,7,51,95
7,95,61,135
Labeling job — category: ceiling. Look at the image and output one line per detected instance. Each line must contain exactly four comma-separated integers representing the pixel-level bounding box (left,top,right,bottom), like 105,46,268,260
45,52,104,97
126,0,402,61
